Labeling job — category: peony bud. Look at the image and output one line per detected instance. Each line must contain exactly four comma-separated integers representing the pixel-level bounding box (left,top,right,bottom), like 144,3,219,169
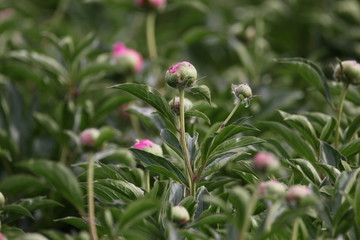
135,0,166,10
80,128,100,147
0,233,8,240
171,205,190,225
112,42,143,74
286,185,315,207
0,192,5,206
232,83,252,103
258,180,286,199
334,60,360,85
253,152,280,172
165,61,198,89
132,139,163,156
169,97,193,115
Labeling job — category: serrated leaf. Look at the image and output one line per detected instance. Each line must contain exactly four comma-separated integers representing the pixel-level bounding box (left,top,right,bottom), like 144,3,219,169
19,160,84,213
111,83,176,130
275,57,333,108
130,149,187,185
188,85,211,104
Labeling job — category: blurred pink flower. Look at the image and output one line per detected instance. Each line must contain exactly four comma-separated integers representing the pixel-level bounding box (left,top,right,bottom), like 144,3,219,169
112,42,143,73
135,0,166,9
253,152,279,172
80,128,100,147
132,139,163,156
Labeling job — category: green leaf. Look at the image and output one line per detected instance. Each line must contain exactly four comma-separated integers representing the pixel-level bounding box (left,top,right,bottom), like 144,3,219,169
320,141,345,167
33,112,62,143
110,83,176,129
1,205,34,219
19,160,84,213
339,138,360,159
261,121,316,162
344,114,360,142
188,85,211,104
320,117,336,141
0,174,48,196
186,132,199,165
160,129,183,157
212,136,265,156
93,179,144,203
229,187,250,229
130,149,187,185
278,110,318,148
190,214,228,227
119,198,160,230
354,179,360,233
275,57,333,108
186,109,211,124
55,217,88,231
290,159,321,186
94,126,118,147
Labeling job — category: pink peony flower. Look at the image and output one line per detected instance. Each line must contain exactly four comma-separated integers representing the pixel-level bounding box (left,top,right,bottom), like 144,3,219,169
112,42,143,73
0,233,8,240
286,185,313,207
258,180,286,198
132,139,163,156
253,152,280,172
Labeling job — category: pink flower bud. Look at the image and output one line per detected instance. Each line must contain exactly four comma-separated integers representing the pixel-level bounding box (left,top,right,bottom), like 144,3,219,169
253,152,280,172
258,180,286,200
171,205,190,225
135,0,166,10
112,42,143,73
334,60,360,85
132,139,163,156
169,97,193,115
80,128,100,147
0,233,8,240
286,185,314,207
165,61,198,89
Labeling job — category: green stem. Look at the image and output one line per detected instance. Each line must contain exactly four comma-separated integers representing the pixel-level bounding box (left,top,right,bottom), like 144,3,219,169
144,169,150,192
291,218,300,240
60,145,69,164
216,102,241,134
179,90,195,196
146,12,158,61
87,154,98,240
239,185,259,240
335,83,349,149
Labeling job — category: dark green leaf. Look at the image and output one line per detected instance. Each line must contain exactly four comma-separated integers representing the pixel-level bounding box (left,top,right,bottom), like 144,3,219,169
275,58,333,108
344,114,360,142
190,214,228,227
339,138,360,158
290,159,321,186
320,141,345,167
188,85,211,104
186,109,211,124
320,117,336,141
160,129,183,157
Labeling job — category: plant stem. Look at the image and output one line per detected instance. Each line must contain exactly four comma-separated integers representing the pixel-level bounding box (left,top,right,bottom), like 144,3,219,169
146,12,158,61
335,83,349,149
239,185,259,240
144,169,150,192
179,90,195,196
291,218,300,240
216,102,241,134
87,154,98,240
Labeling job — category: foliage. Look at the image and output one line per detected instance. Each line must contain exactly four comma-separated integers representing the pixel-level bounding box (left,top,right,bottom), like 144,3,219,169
0,0,360,240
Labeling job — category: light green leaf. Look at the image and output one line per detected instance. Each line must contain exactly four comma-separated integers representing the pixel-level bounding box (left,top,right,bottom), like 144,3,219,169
188,85,211,104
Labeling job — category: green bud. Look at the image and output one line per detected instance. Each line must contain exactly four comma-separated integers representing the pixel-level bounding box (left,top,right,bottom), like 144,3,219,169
232,83,253,102
165,61,198,89
171,205,190,225
334,60,360,85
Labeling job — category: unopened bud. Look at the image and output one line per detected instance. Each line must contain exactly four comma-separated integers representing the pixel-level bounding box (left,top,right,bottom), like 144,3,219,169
169,97,193,115
258,180,286,199
334,60,360,85
171,205,190,225
253,152,280,172
80,128,100,147
132,139,163,157
135,0,166,10
112,42,143,74
286,185,315,207
165,61,198,89
0,233,8,240
232,83,252,103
